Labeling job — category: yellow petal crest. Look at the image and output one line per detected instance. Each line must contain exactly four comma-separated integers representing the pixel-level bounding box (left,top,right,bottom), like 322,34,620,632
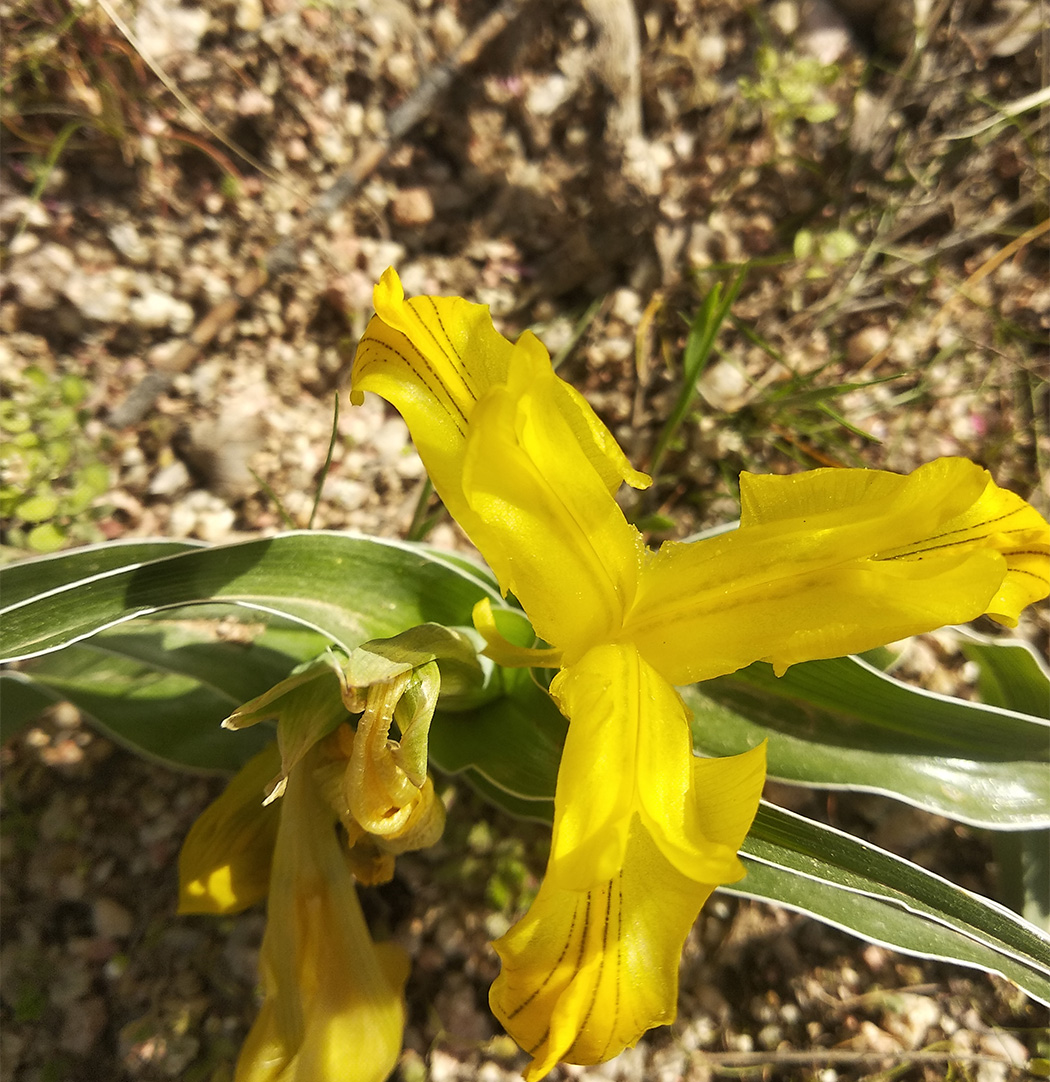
178,743,282,915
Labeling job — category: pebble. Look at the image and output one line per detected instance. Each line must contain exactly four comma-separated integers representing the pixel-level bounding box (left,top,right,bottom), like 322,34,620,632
391,187,435,227
128,289,195,334
92,897,135,940
850,1020,902,1053
63,269,132,324
846,325,890,366
133,0,210,59
8,232,39,256
698,360,751,412
148,460,192,498
10,242,75,310
235,0,264,32
526,73,573,117
0,195,51,228
108,222,152,264
237,87,273,116
168,490,237,541
429,1049,460,1082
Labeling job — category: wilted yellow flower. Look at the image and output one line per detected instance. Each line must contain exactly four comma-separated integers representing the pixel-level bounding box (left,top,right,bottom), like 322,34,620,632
233,746,408,1082
351,268,1050,1079
179,649,454,1082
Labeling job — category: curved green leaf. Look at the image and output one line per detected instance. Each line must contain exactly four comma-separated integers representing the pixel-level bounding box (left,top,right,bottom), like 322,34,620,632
683,655,1050,829
0,539,201,607
960,635,1050,717
0,532,504,662
734,803,1050,1007
6,608,325,771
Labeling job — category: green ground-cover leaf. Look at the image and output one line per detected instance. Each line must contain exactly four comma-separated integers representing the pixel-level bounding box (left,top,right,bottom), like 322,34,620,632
0,532,505,663
683,654,1050,828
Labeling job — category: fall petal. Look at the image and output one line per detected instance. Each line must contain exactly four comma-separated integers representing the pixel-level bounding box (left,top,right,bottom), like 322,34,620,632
490,742,764,1079
547,645,744,890
626,459,1049,683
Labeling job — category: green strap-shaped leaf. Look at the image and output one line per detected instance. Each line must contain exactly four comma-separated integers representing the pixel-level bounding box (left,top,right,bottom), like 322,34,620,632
4,609,324,771
683,654,1050,828
960,635,1050,718
735,803,1050,1007
961,635,1050,930
0,539,201,607
0,532,504,662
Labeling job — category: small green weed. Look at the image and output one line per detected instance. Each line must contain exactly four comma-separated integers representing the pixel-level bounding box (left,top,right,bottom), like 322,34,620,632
648,268,749,481
1,366,111,553
739,46,841,144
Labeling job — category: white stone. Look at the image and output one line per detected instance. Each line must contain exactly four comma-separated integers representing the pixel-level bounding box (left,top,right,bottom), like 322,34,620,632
526,73,572,117
108,221,151,264
698,360,751,411
129,289,195,333
235,0,264,32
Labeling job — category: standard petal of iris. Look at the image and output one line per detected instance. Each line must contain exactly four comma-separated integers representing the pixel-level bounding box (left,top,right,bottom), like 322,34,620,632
236,750,407,1082
178,743,281,915
462,370,644,658
351,271,650,655
625,459,1049,683
547,645,743,890
489,745,765,1079
349,267,515,531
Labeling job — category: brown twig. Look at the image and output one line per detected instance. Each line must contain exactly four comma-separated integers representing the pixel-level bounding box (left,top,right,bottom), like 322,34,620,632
107,0,531,428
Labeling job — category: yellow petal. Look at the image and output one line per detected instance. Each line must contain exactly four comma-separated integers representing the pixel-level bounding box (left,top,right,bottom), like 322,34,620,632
236,748,407,1082
350,268,515,532
547,645,745,890
178,744,281,915
490,743,764,1077
460,364,644,657
350,270,649,656
626,458,1050,683
871,464,1050,627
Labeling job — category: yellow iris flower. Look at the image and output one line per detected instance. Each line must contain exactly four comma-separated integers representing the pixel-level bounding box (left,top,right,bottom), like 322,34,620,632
351,268,1050,1079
